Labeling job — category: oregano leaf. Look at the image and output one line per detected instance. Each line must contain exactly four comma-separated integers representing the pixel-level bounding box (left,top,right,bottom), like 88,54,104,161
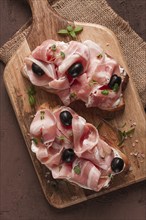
58,29,69,35
69,30,76,38
67,25,73,32
74,26,83,33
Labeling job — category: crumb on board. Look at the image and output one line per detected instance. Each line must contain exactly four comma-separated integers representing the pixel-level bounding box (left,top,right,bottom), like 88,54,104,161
129,166,133,172
131,122,137,127
30,115,34,118
130,150,145,163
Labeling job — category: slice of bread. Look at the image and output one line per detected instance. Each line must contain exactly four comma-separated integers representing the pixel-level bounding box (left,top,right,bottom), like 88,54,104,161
30,102,129,192
38,102,129,170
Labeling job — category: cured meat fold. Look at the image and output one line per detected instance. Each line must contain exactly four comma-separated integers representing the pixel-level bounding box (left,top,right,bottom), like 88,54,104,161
24,39,127,109
30,106,126,192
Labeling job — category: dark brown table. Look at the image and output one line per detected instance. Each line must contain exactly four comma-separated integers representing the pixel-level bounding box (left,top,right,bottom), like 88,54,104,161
0,1,146,220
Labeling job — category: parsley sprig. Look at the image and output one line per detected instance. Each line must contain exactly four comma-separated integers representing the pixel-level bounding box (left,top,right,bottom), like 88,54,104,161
58,25,83,39
118,127,135,146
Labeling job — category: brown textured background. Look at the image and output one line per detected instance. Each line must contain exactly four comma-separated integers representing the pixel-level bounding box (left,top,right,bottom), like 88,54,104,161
0,0,146,220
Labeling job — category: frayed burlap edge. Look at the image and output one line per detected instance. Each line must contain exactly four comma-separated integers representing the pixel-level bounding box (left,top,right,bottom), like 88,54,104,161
0,19,31,64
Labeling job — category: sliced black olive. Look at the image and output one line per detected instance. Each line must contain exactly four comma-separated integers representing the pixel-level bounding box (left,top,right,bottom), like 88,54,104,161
59,111,73,126
108,74,122,89
62,149,75,163
32,63,45,76
68,62,83,78
111,157,124,173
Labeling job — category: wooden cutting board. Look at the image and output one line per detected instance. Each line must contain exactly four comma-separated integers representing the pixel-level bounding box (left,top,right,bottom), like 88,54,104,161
3,0,146,208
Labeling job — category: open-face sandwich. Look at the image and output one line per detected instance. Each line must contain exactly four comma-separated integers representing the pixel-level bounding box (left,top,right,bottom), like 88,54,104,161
22,39,128,116
30,104,129,192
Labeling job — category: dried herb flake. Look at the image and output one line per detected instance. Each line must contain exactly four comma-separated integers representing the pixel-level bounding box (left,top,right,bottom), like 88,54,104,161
51,44,57,51
74,165,81,175
40,111,45,120
97,54,103,59
101,90,109,95
60,51,65,59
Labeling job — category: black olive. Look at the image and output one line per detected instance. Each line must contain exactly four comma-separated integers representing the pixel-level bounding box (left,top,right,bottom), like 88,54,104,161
32,63,45,76
108,74,122,89
68,62,83,78
59,111,73,126
62,148,75,163
111,157,124,173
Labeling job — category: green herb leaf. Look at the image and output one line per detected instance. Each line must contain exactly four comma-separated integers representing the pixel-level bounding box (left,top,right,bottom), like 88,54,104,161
69,30,76,39
27,86,36,96
29,95,36,107
74,165,81,175
113,83,119,92
120,122,126,128
67,25,73,32
101,90,109,95
40,111,45,120
58,25,83,38
118,127,135,146
27,86,36,107
126,127,135,136
74,26,83,33
32,138,38,145
96,122,103,130
51,44,57,51
118,136,125,146
58,29,69,35
60,51,65,59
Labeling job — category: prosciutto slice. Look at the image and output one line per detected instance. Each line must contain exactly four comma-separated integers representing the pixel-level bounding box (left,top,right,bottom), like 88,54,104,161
30,106,127,192
23,39,127,110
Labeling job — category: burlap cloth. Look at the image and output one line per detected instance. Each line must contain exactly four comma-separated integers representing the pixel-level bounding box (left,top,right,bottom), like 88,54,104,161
0,0,146,108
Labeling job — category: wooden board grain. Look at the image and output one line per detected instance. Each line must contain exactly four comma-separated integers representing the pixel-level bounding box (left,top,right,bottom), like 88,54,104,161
3,0,146,208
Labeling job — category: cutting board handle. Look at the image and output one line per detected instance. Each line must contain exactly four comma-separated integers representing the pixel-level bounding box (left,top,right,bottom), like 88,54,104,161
27,0,70,48
28,0,55,21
